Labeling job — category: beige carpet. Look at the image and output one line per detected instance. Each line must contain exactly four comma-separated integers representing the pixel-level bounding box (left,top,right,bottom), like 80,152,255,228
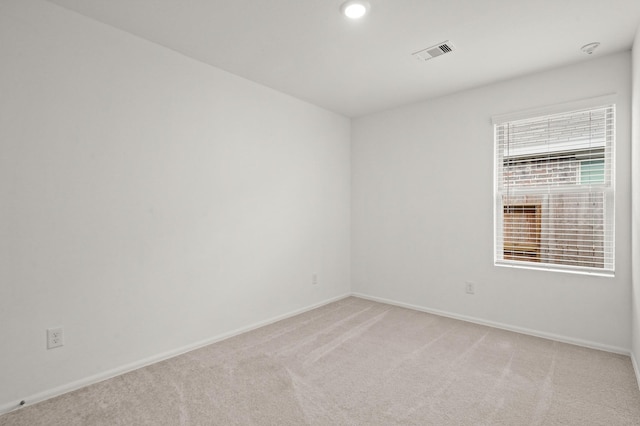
2,297,639,425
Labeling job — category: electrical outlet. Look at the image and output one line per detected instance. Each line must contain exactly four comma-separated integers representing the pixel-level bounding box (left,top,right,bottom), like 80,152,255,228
312,273,318,285
465,282,475,295
47,327,64,349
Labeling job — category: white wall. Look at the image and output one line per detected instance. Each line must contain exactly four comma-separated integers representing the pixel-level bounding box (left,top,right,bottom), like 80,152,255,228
352,52,633,351
0,0,350,408
632,28,640,376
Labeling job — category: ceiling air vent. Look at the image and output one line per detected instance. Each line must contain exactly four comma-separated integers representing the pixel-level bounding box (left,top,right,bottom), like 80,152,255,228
412,41,455,62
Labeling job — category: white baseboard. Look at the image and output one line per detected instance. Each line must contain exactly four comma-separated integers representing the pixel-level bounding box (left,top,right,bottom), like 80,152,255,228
351,292,630,356
632,352,640,391
0,293,351,416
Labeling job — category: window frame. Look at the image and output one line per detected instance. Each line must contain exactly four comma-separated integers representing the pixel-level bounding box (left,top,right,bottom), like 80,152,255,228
492,95,616,277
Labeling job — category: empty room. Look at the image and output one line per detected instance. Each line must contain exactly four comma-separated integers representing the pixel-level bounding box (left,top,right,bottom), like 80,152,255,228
2,0,640,424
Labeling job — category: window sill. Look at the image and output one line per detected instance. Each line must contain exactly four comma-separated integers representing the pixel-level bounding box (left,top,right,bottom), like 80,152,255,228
494,260,614,278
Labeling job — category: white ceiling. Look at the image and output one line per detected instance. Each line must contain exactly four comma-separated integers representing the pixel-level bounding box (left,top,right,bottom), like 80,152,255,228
46,0,640,117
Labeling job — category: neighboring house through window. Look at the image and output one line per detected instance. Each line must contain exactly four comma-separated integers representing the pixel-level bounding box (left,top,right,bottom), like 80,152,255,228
494,100,615,275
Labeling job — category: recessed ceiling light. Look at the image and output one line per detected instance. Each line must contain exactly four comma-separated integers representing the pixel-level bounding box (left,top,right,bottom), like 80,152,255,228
341,1,370,19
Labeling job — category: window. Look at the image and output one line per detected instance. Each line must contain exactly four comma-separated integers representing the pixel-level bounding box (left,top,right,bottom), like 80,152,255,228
494,102,615,275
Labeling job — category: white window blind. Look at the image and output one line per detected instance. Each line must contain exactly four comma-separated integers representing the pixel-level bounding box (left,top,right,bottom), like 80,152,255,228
494,104,615,275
